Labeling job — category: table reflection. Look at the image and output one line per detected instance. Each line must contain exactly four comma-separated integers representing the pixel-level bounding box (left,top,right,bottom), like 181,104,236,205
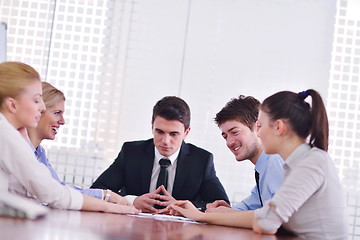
0,209,302,240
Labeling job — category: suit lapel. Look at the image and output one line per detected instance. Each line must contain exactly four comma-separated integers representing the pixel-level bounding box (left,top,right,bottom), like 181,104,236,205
172,142,190,197
141,140,155,193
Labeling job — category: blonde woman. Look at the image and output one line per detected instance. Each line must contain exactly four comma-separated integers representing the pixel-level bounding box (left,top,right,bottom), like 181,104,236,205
0,61,139,214
15,81,130,206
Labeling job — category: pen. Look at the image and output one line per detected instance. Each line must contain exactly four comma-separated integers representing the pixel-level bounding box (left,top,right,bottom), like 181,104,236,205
152,202,186,215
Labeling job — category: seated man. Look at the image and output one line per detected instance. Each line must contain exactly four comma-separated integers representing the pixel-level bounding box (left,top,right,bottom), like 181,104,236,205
206,95,284,212
91,96,229,212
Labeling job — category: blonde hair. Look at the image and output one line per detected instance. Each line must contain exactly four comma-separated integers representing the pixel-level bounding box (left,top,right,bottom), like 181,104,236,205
0,62,41,107
42,82,65,108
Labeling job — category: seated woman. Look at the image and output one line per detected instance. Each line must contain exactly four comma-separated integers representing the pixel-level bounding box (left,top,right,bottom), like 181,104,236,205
19,81,129,205
170,89,348,240
0,61,139,214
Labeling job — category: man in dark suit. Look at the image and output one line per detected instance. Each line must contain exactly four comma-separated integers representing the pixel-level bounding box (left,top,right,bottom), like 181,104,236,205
91,96,229,213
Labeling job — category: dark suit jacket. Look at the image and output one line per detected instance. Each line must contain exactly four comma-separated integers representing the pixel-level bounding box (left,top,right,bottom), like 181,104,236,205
91,139,229,209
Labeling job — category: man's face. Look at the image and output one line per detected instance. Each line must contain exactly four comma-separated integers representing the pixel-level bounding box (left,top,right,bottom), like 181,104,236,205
219,119,260,163
152,116,190,157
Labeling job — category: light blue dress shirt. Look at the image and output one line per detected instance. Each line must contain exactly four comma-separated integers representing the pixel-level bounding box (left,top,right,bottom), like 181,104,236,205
233,152,284,211
30,142,103,199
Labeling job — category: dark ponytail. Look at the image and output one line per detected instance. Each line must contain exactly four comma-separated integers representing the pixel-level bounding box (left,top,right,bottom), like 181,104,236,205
260,89,329,151
306,89,329,151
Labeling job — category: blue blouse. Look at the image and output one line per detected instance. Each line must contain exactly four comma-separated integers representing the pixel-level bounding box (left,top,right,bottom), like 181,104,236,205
30,142,103,200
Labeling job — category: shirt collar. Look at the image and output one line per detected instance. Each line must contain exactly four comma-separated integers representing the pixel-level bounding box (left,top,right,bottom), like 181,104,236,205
255,151,270,174
284,143,310,170
29,141,46,161
28,141,38,156
154,146,180,164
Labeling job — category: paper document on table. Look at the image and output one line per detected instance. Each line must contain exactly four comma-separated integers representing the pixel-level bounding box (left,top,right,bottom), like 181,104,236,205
127,213,203,224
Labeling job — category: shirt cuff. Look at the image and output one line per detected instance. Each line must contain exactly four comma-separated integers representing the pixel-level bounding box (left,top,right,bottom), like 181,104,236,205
83,188,103,200
233,202,247,211
254,201,283,233
71,186,103,200
68,187,83,210
124,195,137,204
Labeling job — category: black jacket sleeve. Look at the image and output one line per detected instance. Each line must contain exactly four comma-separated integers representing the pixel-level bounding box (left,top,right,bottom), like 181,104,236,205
195,152,229,209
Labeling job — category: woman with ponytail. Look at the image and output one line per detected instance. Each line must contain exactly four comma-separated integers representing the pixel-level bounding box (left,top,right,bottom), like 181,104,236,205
169,89,348,240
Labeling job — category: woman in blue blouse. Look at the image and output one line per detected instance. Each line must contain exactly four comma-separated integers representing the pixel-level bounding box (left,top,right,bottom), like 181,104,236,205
1,61,139,213
25,81,131,206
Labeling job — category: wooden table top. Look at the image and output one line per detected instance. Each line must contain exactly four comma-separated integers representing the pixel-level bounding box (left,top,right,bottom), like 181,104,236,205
0,209,303,240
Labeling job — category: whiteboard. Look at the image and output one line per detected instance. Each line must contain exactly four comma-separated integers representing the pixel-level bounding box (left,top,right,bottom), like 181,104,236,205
0,21,6,63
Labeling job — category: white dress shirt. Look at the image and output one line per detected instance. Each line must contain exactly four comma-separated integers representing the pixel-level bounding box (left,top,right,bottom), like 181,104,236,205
125,147,180,204
0,113,83,210
254,144,348,240
149,147,180,194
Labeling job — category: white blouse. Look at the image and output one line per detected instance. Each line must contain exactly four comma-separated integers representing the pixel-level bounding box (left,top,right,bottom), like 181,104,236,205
0,113,83,210
254,144,348,240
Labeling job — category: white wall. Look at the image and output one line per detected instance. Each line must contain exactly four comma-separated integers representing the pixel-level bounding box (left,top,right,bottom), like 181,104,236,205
0,0,337,203
0,21,6,63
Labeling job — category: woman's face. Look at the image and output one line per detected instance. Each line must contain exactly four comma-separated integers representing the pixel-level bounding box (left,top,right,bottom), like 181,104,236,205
36,99,65,141
257,110,277,154
15,80,45,129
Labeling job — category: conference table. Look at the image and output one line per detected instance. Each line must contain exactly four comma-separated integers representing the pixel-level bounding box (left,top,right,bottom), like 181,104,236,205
0,209,303,240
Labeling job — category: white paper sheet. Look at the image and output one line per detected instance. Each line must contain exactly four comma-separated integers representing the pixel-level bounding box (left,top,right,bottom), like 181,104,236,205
126,212,203,224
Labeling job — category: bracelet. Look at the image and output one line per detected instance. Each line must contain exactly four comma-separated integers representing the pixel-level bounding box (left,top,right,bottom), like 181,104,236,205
104,189,111,202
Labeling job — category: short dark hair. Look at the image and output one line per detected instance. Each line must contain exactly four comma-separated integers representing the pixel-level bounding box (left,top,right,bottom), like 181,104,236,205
152,96,191,130
214,95,260,130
